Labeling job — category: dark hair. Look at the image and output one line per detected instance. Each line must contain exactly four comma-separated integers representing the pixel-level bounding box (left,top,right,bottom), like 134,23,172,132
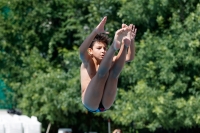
89,33,111,49
113,129,122,133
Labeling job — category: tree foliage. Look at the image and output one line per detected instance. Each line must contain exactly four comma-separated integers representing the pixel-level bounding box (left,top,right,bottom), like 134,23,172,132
105,2,200,131
1,0,200,132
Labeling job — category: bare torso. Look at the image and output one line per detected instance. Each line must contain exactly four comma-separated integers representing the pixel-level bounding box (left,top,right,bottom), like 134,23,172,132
80,61,96,96
80,56,116,98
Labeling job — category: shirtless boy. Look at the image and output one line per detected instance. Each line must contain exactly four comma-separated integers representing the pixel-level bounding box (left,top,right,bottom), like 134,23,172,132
79,16,137,112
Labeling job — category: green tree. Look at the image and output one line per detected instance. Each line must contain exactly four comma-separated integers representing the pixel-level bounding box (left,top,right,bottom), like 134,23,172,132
0,0,123,132
118,0,199,36
1,0,200,132
105,3,200,132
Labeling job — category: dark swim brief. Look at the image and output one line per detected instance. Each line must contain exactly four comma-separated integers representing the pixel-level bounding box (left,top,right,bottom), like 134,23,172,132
83,102,107,113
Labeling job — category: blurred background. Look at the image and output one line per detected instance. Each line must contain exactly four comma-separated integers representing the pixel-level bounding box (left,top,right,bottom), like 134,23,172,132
0,0,200,132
